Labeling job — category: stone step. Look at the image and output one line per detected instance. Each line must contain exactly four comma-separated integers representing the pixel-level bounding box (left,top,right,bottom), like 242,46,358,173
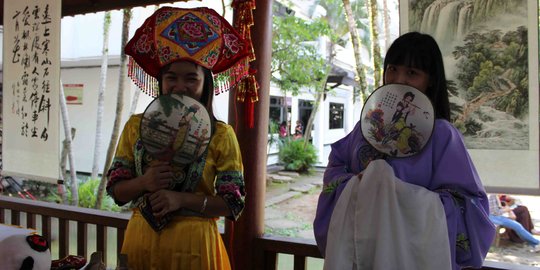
265,191,301,207
277,171,300,177
267,174,294,183
265,219,298,230
290,184,315,193
311,182,323,187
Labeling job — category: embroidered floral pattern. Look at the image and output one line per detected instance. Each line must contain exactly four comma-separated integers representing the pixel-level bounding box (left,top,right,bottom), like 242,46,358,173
106,158,134,192
223,33,241,54
322,174,351,194
205,50,219,67
125,7,250,94
182,152,207,192
156,9,173,24
181,21,207,40
357,144,386,169
216,171,245,220
438,189,472,253
159,46,172,63
322,181,340,194
135,34,152,54
218,182,242,197
206,13,221,28
456,233,470,252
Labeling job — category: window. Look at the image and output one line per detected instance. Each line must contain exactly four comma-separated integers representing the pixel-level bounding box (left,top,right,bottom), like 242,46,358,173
298,99,313,132
269,96,291,132
329,102,344,129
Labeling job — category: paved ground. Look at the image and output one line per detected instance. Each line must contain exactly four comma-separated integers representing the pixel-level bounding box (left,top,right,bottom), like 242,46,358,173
485,194,540,267
264,168,540,268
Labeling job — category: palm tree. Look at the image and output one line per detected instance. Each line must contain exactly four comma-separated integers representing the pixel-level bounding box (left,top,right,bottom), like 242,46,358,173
95,9,132,209
341,0,369,102
366,0,382,88
59,82,79,206
381,0,391,50
91,11,111,180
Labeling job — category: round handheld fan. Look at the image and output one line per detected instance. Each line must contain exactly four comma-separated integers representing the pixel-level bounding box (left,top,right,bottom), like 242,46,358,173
140,94,212,165
360,84,434,158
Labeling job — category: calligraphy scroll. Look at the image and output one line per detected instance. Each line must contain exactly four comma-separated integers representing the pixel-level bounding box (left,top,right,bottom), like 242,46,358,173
2,0,61,183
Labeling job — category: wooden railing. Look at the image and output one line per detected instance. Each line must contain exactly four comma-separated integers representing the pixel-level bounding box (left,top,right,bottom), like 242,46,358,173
1,195,537,270
254,235,540,270
254,235,322,270
0,195,130,264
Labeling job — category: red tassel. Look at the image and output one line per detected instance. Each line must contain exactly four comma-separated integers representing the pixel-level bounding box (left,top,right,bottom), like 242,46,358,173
245,97,255,128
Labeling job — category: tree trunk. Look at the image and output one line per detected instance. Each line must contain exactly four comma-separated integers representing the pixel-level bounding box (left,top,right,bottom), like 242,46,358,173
367,0,382,88
59,127,75,203
303,89,324,150
456,77,516,124
342,0,368,102
95,9,131,209
221,0,226,17
282,93,289,129
382,0,391,50
91,11,112,179
129,90,141,115
303,43,334,148
59,82,79,206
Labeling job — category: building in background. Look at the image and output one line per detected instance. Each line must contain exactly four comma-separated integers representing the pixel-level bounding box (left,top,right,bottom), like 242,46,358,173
0,0,399,174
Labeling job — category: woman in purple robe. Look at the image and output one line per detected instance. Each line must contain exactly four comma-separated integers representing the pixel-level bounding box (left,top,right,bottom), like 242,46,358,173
313,32,495,269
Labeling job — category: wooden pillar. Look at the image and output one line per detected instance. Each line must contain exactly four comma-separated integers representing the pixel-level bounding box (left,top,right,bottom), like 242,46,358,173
228,0,273,270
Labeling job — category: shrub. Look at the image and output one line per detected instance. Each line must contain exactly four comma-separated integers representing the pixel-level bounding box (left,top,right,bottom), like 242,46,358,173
77,178,121,212
278,138,317,173
43,177,121,212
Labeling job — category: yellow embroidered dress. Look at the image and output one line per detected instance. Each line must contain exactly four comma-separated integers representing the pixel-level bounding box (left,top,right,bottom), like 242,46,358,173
106,114,245,270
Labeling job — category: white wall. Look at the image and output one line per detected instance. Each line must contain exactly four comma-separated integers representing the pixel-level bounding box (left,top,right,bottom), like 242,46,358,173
0,0,371,174
60,60,137,173
267,80,356,167
58,1,231,174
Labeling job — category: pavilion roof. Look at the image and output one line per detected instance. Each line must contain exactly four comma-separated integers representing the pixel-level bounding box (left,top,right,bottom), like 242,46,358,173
0,0,178,25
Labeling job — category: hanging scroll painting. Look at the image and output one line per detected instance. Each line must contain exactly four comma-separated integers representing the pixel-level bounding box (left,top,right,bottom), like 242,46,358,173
399,0,539,193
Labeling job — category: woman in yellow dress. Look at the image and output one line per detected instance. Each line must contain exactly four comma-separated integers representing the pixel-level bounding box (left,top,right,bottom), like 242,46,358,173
106,6,250,270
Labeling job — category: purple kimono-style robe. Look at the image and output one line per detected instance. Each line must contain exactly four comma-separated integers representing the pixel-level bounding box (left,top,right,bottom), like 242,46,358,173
313,119,495,269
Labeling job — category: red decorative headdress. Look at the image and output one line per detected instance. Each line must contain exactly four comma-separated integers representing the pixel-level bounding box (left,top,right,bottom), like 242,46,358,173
125,6,251,97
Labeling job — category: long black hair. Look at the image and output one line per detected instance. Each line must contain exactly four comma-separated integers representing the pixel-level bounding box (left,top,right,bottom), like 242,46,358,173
383,32,450,120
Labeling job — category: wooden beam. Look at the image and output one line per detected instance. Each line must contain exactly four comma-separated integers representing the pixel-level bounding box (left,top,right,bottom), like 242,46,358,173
0,0,180,26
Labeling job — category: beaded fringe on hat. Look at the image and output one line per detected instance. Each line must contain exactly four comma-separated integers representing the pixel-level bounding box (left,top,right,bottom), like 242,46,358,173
128,56,249,98
214,58,250,96
128,57,159,97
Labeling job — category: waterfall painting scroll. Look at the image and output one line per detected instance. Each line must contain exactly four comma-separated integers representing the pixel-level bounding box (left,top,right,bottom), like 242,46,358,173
400,0,539,193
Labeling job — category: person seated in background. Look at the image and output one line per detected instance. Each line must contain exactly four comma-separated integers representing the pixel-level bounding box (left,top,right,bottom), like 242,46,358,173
279,121,289,139
293,120,303,139
498,194,540,243
488,194,540,252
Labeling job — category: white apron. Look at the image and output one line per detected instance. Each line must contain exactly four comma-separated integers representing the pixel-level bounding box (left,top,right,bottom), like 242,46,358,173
324,160,452,270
